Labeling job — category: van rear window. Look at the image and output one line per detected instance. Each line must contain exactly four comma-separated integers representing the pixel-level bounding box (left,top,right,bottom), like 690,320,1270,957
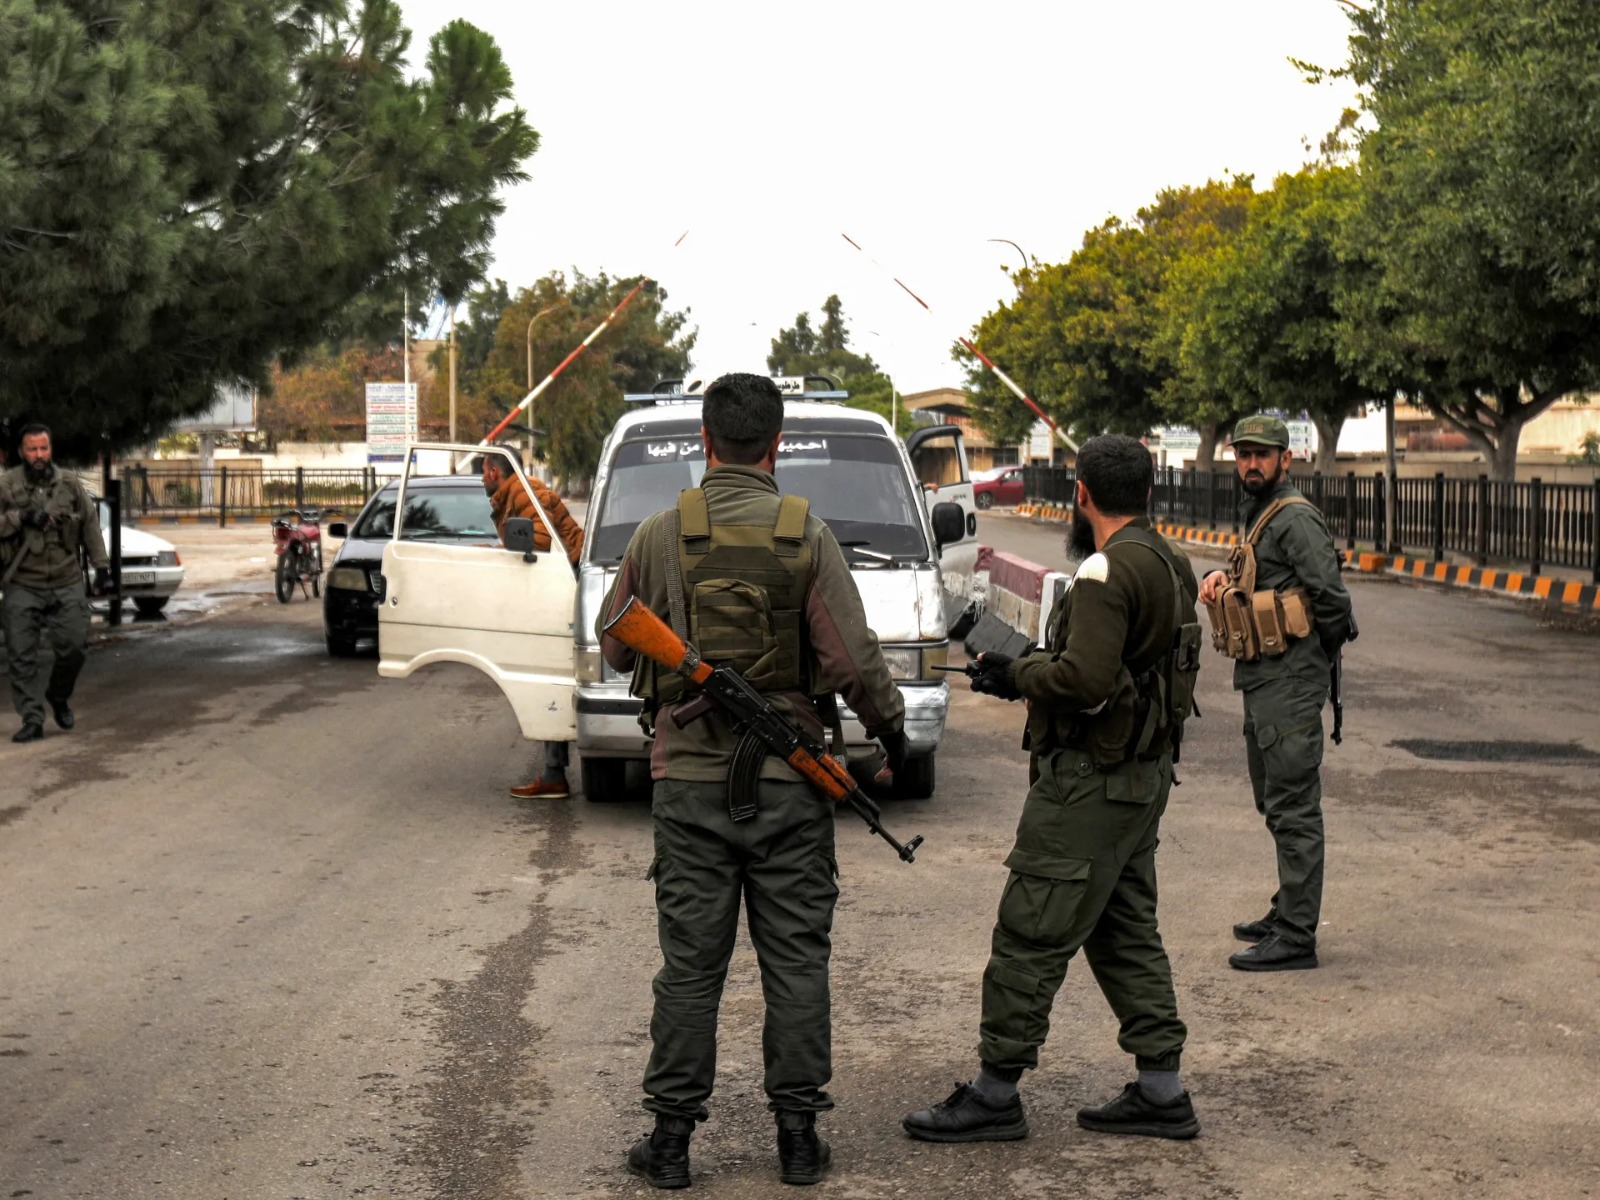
589,432,928,563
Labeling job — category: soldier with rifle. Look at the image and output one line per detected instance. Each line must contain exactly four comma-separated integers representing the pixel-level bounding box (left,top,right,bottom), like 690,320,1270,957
1198,414,1356,972
597,372,908,1189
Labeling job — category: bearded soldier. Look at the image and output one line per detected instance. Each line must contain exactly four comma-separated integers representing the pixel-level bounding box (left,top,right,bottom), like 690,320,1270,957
1198,414,1354,972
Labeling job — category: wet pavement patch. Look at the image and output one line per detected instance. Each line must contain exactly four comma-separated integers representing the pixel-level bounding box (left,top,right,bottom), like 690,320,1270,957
1390,738,1600,763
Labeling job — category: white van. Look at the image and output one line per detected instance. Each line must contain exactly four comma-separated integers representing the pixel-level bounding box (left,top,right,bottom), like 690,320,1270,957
376,377,978,800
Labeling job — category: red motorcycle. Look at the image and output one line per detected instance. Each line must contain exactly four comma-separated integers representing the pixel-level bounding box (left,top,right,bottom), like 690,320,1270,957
271,508,327,603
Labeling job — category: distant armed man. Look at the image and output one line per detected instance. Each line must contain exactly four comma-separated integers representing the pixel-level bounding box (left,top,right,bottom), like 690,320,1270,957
1198,414,1355,972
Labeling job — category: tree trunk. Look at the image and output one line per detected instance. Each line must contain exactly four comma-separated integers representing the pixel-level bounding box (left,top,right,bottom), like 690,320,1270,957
1193,422,1220,473
1310,412,1345,475
1489,411,1525,482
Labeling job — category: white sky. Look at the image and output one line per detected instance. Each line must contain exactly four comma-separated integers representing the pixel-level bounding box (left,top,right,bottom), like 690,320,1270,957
401,0,1360,394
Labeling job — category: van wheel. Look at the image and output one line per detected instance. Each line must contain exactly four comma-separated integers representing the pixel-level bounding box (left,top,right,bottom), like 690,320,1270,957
895,753,936,800
581,756,629,802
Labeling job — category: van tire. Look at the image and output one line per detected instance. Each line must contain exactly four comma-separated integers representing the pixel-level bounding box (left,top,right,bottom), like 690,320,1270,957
895,753,936,800
581,756,629,803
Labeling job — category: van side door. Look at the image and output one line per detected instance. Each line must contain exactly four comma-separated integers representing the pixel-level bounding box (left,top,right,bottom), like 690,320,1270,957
905,424,979,624
377,444,577,741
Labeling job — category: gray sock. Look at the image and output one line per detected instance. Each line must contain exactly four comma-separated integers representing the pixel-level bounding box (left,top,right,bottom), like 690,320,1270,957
1137,1069,1184,1104
971,1064,1020,1105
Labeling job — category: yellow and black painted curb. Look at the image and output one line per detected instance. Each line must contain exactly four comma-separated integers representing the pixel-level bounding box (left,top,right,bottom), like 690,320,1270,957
1014,506,1599,612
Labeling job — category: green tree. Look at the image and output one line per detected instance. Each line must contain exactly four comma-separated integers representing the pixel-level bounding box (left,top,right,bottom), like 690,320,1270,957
767,296,902,430
445,270,695,484
0,0,537,457
1174,166,1375,473
1340,0,1600,479
957,178,1254,465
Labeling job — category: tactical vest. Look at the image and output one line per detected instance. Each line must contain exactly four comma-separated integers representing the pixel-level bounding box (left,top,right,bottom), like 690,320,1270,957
1205,497,1317,661
635,487,816,720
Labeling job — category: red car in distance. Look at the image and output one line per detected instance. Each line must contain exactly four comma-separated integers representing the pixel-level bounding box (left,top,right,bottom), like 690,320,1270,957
972,465,1025,509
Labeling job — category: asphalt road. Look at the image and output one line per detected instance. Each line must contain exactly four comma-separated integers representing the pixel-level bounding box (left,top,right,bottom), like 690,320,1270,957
2,511,1597,1199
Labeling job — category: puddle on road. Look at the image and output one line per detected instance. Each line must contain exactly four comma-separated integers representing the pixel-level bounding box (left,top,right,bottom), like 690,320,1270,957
1390,738,1600,763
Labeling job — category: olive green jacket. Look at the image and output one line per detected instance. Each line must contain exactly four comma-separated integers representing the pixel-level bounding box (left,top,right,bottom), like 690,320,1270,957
1234,480,1353,693
598,465,905,783
1008,518,1199,768
0,465,109,591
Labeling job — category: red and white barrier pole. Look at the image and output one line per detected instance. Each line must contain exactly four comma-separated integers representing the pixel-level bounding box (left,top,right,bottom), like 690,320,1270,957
840,233,1078,452
478,279,650,448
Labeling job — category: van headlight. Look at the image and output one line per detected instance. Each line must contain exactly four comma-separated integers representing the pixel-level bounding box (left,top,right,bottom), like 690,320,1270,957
576,645,604,684
879,647,921,681
328,567,370,591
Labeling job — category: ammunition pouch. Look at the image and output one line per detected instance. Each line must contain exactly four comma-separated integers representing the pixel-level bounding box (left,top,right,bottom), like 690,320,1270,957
1205,496,1318,663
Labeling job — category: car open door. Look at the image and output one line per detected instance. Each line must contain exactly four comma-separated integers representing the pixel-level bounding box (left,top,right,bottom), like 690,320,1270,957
377,444,577,741
905,424,980,627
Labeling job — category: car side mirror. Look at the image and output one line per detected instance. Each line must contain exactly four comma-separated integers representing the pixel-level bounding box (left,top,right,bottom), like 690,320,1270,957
504,516,537,560
327,522,348,539
931,501,965,549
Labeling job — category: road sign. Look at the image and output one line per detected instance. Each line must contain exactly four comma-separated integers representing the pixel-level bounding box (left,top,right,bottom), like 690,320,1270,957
366,382,417,464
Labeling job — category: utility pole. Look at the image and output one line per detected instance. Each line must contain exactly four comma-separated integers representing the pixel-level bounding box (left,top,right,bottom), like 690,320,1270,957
1385,395,1399,553
448,307,457,443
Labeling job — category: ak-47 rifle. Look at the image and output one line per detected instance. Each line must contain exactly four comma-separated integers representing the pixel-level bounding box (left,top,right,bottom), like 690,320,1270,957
602,597,924,863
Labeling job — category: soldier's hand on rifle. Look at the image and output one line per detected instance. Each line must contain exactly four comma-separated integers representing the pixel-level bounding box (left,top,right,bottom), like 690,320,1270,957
92,566,112,594
21,507,51,531
972,652,1023,701
1198,569,1227,605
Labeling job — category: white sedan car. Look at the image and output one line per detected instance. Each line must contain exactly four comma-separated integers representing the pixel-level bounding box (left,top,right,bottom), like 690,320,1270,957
97,500,185,616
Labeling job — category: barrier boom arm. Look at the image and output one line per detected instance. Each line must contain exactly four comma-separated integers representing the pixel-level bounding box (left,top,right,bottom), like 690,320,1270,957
478,280,649,448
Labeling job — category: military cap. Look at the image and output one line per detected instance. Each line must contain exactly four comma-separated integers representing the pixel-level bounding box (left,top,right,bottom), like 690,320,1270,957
1231,414,1290,449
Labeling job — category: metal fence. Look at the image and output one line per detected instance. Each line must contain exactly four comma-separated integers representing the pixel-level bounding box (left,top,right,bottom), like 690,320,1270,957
121,466,393,524
1024,466,1600,581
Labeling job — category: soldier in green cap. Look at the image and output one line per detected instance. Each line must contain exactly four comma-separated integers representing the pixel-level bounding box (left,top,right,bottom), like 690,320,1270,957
902,434,1203,1145
1198,414,1354,971
598,372,906,1189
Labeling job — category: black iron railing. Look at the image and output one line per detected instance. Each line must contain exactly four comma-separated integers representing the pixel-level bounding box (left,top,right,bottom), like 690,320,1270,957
1022,466,1600,581
121,466,393,525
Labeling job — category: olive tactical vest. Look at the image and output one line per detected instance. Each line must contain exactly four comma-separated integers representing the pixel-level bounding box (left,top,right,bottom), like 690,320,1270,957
637,487,816,716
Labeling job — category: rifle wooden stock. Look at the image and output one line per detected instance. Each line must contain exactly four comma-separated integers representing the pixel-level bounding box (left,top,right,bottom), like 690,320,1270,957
603,597,713,685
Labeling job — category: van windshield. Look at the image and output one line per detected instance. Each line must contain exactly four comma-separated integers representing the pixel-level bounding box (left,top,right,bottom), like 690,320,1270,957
589,432,928,563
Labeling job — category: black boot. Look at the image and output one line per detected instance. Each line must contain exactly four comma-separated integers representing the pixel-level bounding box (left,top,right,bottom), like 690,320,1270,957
1229,931,1318,972
50,701,74,731
1076,1083,1200,1139
1232,910,1275,942
776,1111,831,1186
627,1116,693,1189
12,723,43,744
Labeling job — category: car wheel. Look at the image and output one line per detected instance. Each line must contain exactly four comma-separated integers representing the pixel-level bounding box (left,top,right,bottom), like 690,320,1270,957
975,492,994,510
326,631,358,658
580,756,629,802
311,570,321,599
275,548,298,604
133,597,169,617
894,753,936,800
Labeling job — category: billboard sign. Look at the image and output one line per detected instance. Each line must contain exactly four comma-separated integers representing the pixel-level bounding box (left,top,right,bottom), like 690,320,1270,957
366,382,418,463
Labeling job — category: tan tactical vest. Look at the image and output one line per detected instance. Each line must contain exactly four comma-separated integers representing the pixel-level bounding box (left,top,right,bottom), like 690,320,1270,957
636,487,816,716
1205,498,1317,661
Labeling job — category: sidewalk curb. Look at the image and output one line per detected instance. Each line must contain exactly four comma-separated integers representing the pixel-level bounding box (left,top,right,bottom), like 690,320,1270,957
1010,506,1600,611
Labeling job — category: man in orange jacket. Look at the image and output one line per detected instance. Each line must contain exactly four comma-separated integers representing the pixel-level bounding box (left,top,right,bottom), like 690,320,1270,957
478,453,585,799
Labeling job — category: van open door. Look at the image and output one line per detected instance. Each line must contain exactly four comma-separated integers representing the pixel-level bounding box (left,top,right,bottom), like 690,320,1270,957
905,424,980,629
377,443,577,741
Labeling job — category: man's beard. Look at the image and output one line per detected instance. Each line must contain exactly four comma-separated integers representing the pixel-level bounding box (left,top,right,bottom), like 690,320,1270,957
23,459,52,483
1240,459,1285,497
1065,507,1097,563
